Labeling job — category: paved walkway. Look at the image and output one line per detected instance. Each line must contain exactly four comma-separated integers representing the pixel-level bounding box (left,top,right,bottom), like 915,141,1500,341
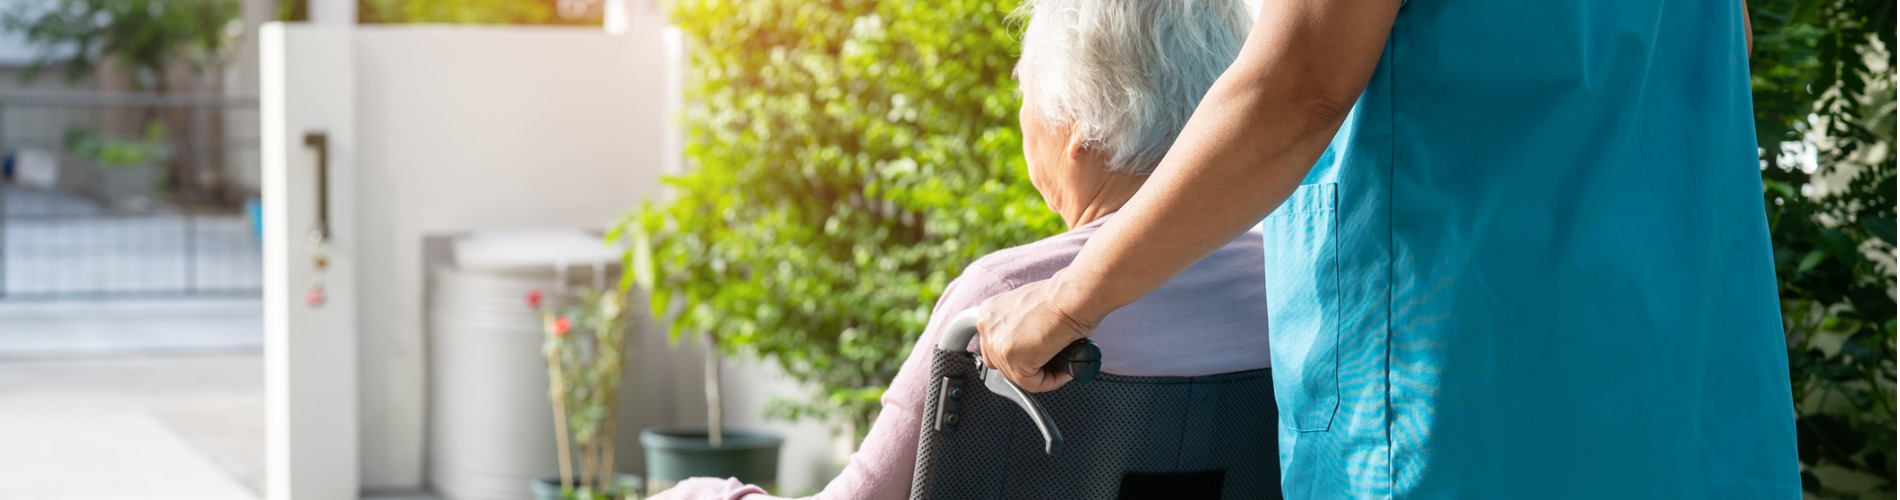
0,301,450,500
0,298,261,358
0,354,263,498
0,180,436,497
0,295,266,498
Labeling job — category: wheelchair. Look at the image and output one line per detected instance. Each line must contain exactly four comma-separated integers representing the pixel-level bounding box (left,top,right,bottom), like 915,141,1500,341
908,308,1281,499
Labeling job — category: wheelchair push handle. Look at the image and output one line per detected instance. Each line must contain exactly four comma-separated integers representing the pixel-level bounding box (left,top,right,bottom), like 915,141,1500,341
940,308,1103,383
941,307,1102,455
1046,339,1103,384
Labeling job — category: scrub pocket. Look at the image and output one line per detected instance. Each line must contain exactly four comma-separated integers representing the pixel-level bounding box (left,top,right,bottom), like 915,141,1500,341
1260,182,1340,432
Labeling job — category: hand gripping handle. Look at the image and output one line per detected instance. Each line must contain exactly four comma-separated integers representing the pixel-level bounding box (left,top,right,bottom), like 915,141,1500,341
941,308,1101,455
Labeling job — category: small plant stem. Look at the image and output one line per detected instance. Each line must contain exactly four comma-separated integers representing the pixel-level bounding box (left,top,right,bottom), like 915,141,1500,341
600,288,627,497
703,332,723,448
586,439,599,496
548,350,574,495
580,440,596,496
601,392,618,495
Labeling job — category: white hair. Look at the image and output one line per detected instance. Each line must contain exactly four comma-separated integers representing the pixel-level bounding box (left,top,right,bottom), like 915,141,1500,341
1015,0,1253,175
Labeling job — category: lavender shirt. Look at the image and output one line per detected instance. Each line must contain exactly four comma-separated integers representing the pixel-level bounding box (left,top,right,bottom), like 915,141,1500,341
658,214,1270,500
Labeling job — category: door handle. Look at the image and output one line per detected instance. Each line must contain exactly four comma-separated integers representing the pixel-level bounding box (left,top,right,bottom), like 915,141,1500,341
302,131,329,242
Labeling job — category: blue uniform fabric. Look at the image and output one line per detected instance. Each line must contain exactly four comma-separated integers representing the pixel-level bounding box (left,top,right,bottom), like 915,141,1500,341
1258,0,1800,497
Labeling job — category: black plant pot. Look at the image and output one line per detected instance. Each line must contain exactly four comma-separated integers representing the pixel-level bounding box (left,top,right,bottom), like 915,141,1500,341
640,426,784,493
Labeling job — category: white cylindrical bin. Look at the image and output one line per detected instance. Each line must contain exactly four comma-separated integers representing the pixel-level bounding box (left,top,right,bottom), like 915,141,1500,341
427,229,630,500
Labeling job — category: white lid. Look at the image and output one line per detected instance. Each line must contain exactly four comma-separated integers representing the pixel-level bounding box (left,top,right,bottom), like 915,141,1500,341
452,228,622,273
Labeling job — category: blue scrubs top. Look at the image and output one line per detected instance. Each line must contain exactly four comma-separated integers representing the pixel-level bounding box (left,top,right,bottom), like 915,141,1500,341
1259,0,1800,497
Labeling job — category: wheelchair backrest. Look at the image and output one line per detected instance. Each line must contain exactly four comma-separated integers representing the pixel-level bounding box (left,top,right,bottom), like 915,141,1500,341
908,326,1280,499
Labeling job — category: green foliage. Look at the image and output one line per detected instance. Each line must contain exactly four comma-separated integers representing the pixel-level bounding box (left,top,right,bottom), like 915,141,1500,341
0,0,238,91
613,0,1060,434
358,0,602,25
1750,0,1897,495
65,123,171,168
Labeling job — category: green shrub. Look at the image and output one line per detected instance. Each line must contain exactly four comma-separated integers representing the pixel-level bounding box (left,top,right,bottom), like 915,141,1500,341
65,123,172,168
0,0,238,90
615,0,1060,435
1750,0,1896,495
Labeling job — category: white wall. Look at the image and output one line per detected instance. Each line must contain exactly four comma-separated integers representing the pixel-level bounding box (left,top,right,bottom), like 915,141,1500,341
261,23,361,500
350,19,852,493
348,24,670,490
268,14,855,496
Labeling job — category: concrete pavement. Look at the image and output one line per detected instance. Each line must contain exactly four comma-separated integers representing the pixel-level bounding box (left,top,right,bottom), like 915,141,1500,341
0,297,262,359
0,354,263,498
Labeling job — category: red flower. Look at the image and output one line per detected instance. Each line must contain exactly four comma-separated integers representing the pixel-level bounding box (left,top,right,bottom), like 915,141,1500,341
526,289,544,309
550,317,571,338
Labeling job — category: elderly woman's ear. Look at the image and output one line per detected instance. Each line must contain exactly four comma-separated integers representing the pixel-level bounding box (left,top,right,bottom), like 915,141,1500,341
1064,127,1091,160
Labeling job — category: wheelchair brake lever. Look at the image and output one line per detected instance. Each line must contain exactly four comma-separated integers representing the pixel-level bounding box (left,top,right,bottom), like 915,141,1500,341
974,338,1101,455
978,362,1063,454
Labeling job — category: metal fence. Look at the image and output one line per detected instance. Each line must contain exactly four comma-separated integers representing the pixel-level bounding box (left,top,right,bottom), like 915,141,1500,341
0,92,261,299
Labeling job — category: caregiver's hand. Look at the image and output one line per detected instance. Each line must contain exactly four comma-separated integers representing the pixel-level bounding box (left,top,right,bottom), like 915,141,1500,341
977,272,1101,393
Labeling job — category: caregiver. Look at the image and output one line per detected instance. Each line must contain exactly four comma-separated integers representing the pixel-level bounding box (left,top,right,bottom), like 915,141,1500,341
976,0,1799,497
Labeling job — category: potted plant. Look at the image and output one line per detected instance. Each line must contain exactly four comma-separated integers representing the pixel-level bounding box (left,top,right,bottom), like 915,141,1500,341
611,0,1059,491
62,123,170,211
528,285,645,500
631,336,787,493
612,221,785,493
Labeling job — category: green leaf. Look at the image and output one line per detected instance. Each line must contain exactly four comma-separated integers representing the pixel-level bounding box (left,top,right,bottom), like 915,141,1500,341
1796,249,1829,274
1861,216,1896,246
630,225,657,292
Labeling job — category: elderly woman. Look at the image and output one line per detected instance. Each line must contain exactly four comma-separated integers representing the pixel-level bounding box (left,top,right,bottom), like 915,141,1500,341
653,1,1258,498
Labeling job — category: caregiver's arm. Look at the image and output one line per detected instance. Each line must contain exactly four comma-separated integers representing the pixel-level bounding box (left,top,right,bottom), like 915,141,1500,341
979,0,1402,392
1743,1,1753,55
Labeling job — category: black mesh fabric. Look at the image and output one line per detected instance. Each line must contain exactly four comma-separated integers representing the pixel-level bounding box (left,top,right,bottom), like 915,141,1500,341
910,348,1281,499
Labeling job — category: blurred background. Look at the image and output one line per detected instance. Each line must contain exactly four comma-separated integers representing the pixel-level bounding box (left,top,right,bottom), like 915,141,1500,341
0,0,1888,499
